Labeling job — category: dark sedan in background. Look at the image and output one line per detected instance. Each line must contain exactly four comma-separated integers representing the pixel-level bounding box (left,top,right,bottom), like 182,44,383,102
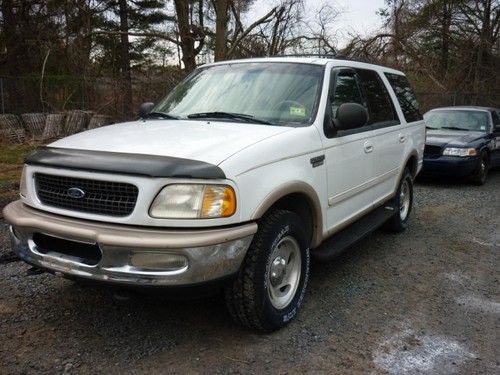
422,106,500,185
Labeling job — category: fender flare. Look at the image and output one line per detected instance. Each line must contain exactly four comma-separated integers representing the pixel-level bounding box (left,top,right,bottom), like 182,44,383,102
250,180,324,248
402,150,419,179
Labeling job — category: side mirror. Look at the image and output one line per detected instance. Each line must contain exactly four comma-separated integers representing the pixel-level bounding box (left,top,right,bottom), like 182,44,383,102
138,102,154,118
335,103,368,130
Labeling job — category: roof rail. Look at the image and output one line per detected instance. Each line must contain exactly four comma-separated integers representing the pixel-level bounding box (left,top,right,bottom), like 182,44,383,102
268,54,379,66
269,53,349,60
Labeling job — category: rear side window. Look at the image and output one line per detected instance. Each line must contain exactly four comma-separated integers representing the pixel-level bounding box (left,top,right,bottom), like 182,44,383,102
356,69,397,125
385,73,423,122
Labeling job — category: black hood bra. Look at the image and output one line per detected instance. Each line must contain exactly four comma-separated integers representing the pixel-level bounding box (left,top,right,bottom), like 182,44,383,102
25,147,226,180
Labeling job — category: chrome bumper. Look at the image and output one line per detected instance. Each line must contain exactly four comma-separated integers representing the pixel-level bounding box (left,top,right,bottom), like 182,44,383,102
4,201,256,286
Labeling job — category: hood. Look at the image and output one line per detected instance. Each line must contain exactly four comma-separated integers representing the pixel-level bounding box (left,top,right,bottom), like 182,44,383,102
426,129,484,147
50,119,293,166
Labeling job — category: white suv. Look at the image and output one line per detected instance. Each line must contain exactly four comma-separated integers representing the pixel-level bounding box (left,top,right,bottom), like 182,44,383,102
4,57,425,331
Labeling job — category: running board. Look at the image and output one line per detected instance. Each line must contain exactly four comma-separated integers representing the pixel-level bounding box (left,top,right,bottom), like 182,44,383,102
312,203,396,262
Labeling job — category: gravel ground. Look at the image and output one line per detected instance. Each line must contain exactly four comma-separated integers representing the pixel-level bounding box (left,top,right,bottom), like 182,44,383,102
1,172,499,374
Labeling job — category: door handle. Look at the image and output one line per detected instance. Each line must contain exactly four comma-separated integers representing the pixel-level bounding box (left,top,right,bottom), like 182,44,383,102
399,134,406,143
364,141,373,153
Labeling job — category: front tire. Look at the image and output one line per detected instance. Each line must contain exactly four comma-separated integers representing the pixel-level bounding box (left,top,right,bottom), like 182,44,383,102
470,152,488,185
384,168,413,233
224,209,310,332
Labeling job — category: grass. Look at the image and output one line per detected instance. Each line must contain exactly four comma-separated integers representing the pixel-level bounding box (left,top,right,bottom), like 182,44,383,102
0,143,38,193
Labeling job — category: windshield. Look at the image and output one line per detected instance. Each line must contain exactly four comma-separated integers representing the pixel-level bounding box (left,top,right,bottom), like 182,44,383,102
424,110,490,132
153,62,324,126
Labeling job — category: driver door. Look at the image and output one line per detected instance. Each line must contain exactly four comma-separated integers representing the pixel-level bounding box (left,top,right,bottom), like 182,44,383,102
322,67,375,233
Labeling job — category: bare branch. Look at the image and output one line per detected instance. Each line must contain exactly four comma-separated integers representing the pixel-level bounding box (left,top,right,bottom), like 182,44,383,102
227,6,278,56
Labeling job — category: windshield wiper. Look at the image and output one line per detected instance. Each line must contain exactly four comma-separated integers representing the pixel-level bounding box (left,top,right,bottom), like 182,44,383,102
440,126,470,131
143,111,179,120
425,126,438,129
187,111,273,125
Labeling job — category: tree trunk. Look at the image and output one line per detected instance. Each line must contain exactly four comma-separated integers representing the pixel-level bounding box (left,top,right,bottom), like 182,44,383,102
118,0,133,117
174,0,197,71
269,7,285,55
1,0,21,112
440,0,451,74
474,0,492,93
390,0,405,66
214,0,229,61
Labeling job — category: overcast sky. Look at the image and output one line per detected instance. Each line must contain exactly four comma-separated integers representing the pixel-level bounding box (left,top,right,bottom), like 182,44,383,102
248,0,387,48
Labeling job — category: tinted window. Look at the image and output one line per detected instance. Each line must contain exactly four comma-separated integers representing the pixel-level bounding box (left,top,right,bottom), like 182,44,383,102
385,73,423,122
357,69,397,124
330,72,363,115
491,110,500,127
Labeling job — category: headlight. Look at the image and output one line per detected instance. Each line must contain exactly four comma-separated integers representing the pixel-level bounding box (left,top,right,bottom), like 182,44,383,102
19,166,27,198
149,184,236,219
442,147,477,157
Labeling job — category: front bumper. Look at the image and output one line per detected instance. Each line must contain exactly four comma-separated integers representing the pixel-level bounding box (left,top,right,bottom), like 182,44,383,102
422,155,479,177
4,201,256,286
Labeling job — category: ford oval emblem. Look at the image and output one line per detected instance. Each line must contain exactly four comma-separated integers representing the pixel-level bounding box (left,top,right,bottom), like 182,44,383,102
67,187,85,199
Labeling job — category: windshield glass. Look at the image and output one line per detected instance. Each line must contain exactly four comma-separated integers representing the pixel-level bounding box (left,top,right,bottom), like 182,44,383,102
424,110,490,132
154,62,324,126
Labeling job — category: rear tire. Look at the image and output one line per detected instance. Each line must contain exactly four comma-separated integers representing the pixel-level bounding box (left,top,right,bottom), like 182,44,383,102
224,209,310,332
470,152,488,185
384,168,413,233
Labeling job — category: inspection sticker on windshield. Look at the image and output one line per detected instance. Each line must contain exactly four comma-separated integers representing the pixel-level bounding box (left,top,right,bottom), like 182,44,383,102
290,106,306,117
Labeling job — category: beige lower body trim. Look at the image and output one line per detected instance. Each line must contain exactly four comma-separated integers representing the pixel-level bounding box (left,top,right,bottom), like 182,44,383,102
4,200,257,249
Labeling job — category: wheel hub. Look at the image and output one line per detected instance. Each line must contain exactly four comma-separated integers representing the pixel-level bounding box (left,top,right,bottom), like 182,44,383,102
266,236,302,310
270,256,287,286
399,179,410,220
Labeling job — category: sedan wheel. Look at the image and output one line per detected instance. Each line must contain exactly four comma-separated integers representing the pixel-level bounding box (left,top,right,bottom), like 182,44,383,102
471,152,488,185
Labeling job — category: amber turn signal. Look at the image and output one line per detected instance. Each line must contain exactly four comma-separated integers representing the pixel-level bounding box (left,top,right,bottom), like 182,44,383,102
201,185,236,218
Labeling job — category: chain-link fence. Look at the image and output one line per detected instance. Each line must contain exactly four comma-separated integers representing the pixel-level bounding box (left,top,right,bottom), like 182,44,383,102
0,70,186,121
416,92,500,112
0,72,498,120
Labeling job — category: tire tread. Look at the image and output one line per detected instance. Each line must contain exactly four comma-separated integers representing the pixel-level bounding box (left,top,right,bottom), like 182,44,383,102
225,209,301,331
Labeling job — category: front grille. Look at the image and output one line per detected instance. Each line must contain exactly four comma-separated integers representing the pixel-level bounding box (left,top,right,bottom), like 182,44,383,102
34,173,138,217
424,144,442,156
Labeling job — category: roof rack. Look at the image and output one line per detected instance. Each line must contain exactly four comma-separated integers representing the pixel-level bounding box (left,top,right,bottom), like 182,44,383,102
268,54,378,66
269,53,349,60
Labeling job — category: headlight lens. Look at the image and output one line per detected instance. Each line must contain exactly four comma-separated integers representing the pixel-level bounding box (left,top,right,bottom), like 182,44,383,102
149,184,236,219
19,166,27,198
442,147,477,157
